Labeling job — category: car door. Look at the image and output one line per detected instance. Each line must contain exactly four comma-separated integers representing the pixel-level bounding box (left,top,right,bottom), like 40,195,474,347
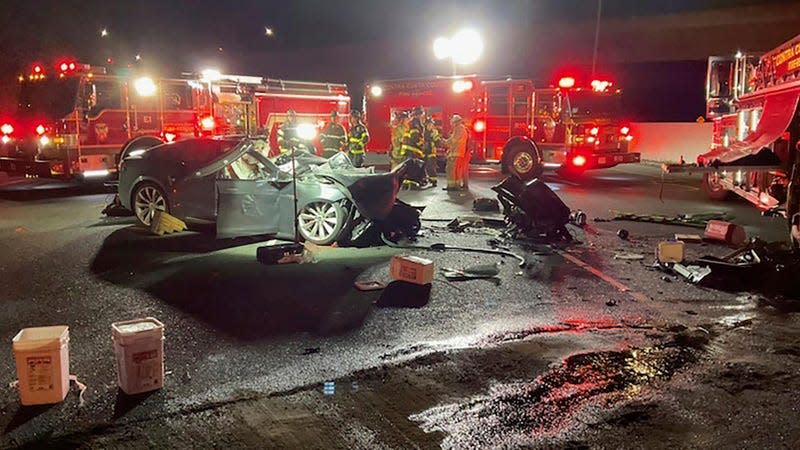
170,139,233,221
215,150,287,239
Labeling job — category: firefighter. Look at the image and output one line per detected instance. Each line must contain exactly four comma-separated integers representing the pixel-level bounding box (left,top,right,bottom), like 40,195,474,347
348,109,369,167
445,114,469,191
422,117,443,187
277,109,300,153
401,106,425,188
320,110,347,158
390,111,409,169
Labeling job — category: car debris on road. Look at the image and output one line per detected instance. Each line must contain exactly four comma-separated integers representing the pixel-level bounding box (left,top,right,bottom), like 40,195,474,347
603,211,733,228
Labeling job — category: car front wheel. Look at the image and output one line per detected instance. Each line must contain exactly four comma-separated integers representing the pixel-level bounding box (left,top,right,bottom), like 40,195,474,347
133,183,169,227
297,201,346,245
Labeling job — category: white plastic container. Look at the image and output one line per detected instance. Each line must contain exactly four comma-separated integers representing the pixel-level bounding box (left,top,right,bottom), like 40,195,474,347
12,325,70,406
112,318,165,395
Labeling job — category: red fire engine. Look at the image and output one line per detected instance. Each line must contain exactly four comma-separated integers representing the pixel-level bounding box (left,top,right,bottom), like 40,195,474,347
364,74,639,179
666,33,800,215
0,61,350,180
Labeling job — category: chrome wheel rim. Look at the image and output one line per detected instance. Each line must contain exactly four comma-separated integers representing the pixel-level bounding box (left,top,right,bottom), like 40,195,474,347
706,173,724,192
512,152,534,174
298,202,340,242
134,186,166,226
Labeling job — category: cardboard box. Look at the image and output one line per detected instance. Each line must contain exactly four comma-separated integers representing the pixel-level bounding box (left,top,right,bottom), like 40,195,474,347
704,220,746,246
657,241,685,263
390,255,434,285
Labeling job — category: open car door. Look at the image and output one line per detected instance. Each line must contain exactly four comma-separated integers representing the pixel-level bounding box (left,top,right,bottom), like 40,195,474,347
193,139,288,239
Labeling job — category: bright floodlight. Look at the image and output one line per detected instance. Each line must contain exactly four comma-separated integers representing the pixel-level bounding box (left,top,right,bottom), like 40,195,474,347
297,123,317,141
200,69,222,82
450,29,483,65
370,85,383,97
134,77,157,97
433,37,452,60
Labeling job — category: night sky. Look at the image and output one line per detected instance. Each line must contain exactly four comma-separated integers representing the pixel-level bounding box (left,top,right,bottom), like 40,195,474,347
0,0,796,120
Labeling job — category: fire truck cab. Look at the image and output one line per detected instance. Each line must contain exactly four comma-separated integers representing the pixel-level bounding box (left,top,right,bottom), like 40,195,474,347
364,75,639,180
0,61,350,180
663,33,800,245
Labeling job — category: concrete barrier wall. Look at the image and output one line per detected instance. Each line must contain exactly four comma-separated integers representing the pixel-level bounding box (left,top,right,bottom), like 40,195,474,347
629,122,713,164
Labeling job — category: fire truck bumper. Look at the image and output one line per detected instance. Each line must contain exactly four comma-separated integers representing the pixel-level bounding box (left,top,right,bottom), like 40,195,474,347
588,151,640,169
0,157,54,178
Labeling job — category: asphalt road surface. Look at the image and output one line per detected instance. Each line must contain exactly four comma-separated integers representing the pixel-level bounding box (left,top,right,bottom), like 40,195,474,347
0,165,798,449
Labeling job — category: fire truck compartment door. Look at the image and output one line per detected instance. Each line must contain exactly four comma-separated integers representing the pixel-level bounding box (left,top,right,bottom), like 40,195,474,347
700,90,800,164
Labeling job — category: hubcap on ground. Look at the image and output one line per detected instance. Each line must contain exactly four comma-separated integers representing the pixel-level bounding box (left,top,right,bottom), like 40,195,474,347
298,202,340,242
134,186,166,226
512,152,534,174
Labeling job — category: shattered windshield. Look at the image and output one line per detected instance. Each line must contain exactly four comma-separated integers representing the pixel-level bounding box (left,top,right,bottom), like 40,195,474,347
17,78,79,119
567,91,622,118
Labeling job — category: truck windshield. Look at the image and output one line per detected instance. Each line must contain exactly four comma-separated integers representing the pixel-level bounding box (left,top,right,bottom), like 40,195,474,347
17,78,79,119
567,91,622,118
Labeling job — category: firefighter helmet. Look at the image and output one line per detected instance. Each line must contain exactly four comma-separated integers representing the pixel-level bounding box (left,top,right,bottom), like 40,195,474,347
450,114,463,124
287,109,297,117
330,110,338,118
412,106,424,116
350,109,362,119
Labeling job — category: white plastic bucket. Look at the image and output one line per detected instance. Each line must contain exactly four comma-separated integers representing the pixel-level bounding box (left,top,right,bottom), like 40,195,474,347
12,325,70,406
112,318,165,395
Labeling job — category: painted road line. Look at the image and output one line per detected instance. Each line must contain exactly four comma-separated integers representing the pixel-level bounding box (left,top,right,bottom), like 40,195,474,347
557,250,650,302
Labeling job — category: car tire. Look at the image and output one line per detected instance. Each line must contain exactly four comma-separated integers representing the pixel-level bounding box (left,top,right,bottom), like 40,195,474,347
702,172,731,200
132,182,169,227
297,200,346,246
502,139,543,181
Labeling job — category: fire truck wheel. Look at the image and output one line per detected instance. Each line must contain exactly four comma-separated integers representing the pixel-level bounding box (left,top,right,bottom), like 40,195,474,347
132,182,169,227
297,200,346,246
119,135,164,165
702,172,731,200
503,141,543,181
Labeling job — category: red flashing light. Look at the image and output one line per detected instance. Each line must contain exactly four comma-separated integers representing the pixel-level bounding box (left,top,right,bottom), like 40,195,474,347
473,119,486,133
589,127,599,136
572,155,587,167
620,126,630,135
164,132,177,143
60,63,68,72
1,123,13,135
68,62,76,70
200,116,215,131
33,65,42,74
35,124,46,135
558,77,576,89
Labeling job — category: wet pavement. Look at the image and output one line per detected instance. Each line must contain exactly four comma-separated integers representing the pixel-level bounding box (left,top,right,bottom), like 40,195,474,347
0,165,798,448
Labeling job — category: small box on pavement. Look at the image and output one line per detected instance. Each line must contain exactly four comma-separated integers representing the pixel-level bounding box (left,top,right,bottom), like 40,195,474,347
390,255,434,285
12,325,70,406
704,220,746,246
657,241,685,263
112,318,165,395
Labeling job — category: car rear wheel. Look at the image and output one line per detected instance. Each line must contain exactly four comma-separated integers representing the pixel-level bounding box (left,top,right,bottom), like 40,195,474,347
133,183,169,227
702,172,731,200
297,201,346,245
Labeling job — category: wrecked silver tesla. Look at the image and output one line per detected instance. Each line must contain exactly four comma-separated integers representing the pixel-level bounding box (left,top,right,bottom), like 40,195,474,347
118,137,424,245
